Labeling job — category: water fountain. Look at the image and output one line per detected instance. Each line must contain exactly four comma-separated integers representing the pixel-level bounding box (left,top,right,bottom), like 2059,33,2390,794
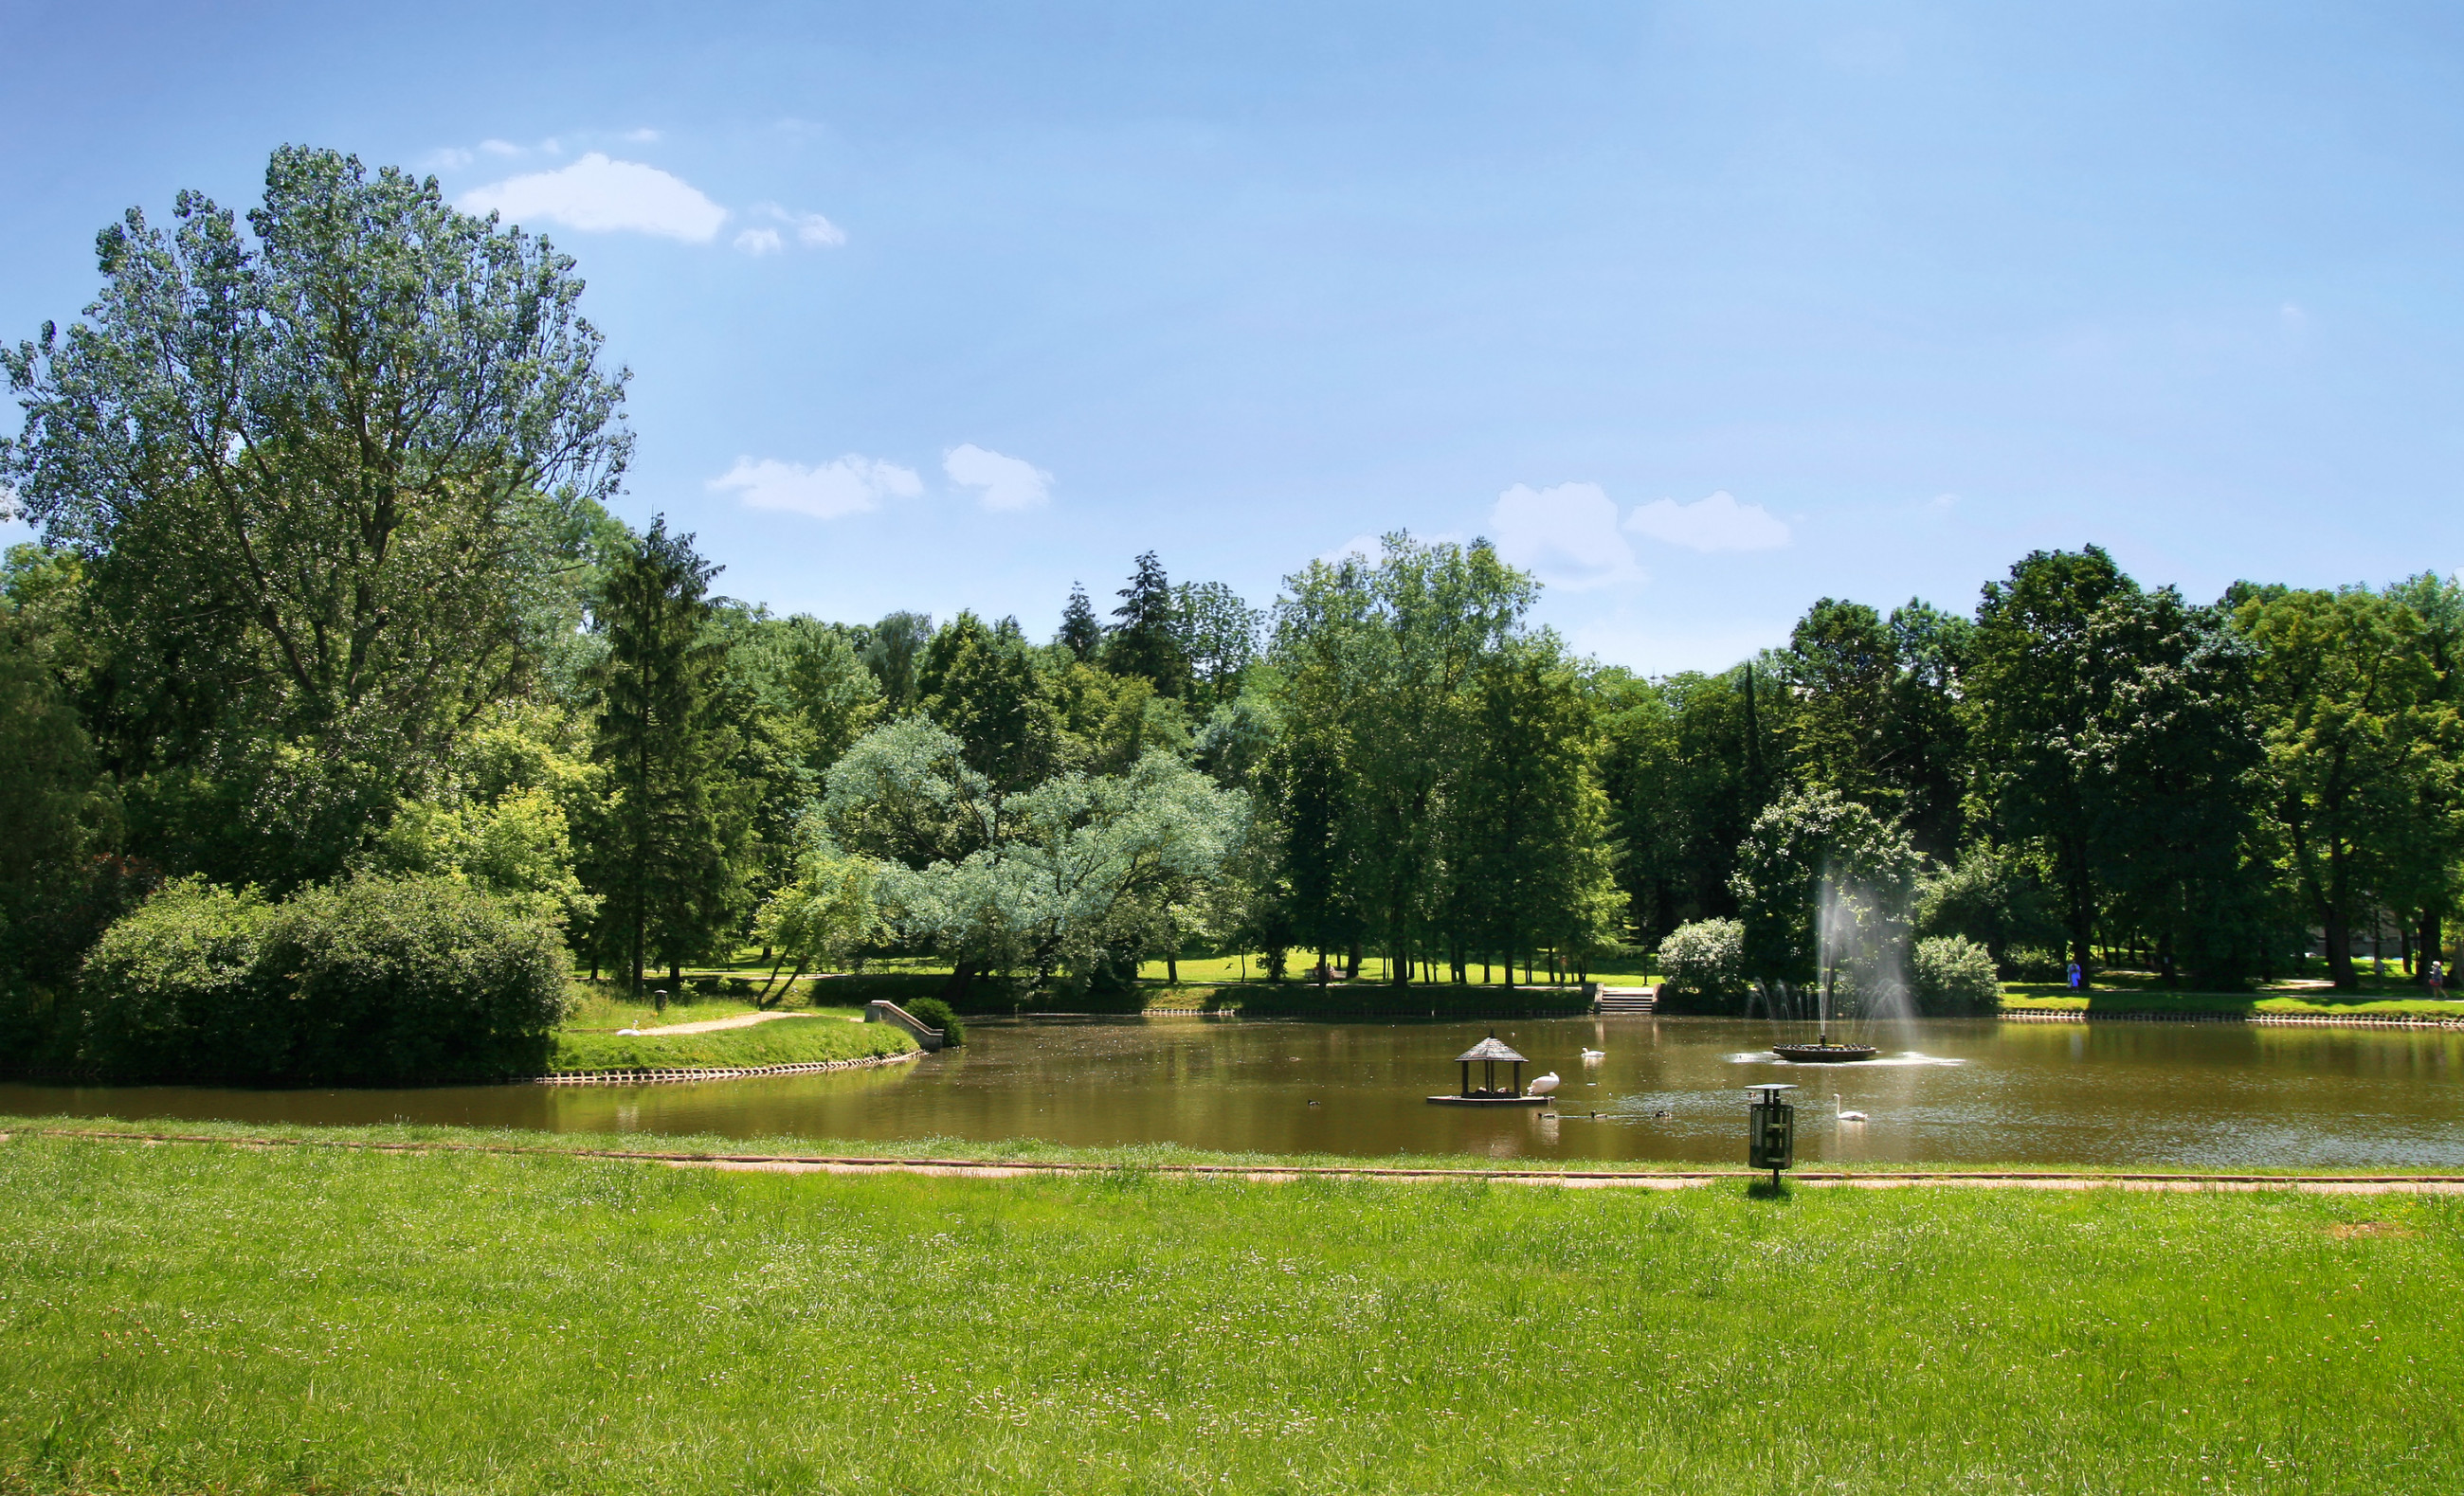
1773,875,1879,1063
1772,962,1877,1062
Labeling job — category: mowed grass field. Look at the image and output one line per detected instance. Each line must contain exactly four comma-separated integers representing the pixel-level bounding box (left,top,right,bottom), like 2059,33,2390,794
2,1128,2458,1493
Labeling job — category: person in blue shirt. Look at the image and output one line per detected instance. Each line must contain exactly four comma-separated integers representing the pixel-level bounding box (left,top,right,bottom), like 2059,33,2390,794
2066,961,2082,991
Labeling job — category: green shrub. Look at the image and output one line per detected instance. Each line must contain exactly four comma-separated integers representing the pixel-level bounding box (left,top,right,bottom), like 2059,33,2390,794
264,876,571,1084
74,874,568,1085
900,995,965,1045
76,880,285,1083
2005,946,2067,982
1911,934,2001,1015
1656,918,1746,1015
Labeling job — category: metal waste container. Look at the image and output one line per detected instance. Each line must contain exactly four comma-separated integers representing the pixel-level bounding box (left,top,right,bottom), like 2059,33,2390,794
1748,1084,1797,1183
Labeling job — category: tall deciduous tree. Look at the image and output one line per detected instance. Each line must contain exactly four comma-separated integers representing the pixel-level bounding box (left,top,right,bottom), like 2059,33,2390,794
1272,533,1532,984
1967,546,2140,973
2238,585,2444,989
2078,588,2270,986
1454,637,1622,982
0,146,629,887
578,519,752,997
1173,580,1265,706
860,611,933,716
919,611,1059,792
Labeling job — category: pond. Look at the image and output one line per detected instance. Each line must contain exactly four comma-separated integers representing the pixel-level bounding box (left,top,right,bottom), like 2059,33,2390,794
9,1016,2464,1170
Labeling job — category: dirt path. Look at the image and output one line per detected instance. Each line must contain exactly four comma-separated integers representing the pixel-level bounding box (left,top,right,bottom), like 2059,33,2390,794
623,1011,850,1036
659,1158,2464,1192
22,1128,2464,1194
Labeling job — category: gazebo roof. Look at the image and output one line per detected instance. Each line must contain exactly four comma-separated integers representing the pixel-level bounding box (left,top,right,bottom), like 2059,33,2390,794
1456,1036,1527,1063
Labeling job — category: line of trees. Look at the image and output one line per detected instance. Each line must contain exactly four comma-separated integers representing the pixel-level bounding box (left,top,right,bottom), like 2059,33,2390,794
5,147,2461,1068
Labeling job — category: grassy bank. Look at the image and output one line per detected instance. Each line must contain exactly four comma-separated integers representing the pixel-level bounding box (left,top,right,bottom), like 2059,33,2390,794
1,1127,2456,1493
547,1017,915,1073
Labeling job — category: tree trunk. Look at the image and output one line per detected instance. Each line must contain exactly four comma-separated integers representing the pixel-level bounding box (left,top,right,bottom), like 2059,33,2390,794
940,960,980,1004
2062,835,2095,980
2421,907,2446,985
1346,943,1362,981
2325,913,2354,988
1167,955,1178,983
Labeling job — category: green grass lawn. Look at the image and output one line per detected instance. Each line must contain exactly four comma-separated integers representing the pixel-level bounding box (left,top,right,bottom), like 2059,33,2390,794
548,1016,915,1073
1,1127,2455,1493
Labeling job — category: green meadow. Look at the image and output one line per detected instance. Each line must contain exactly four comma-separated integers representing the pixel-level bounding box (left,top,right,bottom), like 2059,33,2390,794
2,1126,2455,1494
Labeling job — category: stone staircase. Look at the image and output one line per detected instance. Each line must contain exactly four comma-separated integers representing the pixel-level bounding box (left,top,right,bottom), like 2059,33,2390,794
1594,984,1658,1016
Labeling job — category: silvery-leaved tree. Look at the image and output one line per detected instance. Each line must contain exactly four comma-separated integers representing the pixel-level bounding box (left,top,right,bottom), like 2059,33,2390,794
876,750,1249,1004
826,716,1248,1004
0,145,630,888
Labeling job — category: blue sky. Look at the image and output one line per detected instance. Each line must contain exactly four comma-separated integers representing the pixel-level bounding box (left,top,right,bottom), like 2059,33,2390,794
5,1,2462,671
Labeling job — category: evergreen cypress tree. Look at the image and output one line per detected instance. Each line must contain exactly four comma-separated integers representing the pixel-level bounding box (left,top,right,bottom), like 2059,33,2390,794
580,518,755,1000
1058,583,1104,660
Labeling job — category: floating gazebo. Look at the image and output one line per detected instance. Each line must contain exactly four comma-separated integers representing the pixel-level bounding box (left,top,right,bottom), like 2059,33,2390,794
1427,1033,1550,1107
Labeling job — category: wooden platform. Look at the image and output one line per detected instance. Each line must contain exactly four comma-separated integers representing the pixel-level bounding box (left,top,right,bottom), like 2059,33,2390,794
1425,1094,1552,1107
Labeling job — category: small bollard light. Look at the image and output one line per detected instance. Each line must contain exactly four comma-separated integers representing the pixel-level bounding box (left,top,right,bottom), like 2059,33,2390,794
1748,1083,1798,1189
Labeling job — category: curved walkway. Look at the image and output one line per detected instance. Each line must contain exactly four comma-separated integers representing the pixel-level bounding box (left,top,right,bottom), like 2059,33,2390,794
619,1010,844,1036
17,1128,2464,1193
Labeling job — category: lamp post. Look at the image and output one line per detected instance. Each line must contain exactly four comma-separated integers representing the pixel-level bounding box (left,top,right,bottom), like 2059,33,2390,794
1748,1083,1797,1189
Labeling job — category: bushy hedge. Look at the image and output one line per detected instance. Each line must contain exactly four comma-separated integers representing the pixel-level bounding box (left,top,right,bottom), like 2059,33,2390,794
74,875,570,1085
899,995,965,1045
1654,918,1746,1015
1911,934,2002,1016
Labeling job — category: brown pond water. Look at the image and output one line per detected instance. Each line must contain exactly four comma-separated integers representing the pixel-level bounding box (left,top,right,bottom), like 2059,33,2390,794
8,1016,2464,1169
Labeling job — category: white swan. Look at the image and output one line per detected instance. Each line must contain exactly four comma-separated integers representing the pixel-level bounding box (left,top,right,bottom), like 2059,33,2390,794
1835,1092,1868,1123
1580,1048,1605,1062
1528,1071,1562,1098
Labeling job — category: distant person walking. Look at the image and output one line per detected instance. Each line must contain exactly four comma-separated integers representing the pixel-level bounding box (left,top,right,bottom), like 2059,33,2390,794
2431,959,2447,998
2067,961,2083,992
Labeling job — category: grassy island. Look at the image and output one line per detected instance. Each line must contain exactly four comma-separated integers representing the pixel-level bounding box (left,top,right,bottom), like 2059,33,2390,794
1,1123,2455,1494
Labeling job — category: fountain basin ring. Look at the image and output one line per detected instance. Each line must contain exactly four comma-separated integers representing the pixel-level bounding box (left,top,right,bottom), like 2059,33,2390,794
1771,1042,1880,1063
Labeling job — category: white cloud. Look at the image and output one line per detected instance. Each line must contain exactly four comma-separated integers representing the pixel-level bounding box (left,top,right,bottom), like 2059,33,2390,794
459,153,727,242
1315,533,1384,567
624,127,662,143
709,455,922,520
734,227,785,256
751,203,847,248
480,138,521,157
792,212,846,247
1490,482,1642,590
944,444,1051,512
1624,490,1791,552
422,147,475,171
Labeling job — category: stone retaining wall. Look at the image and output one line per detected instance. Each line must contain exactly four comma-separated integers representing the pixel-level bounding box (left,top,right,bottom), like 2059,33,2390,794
2000,1007,2464,1030
529,1050,923,1087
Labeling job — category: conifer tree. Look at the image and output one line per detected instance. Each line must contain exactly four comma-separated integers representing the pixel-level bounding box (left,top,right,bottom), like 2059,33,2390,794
1107,551,1188,695
579,518,754,999
1058,583,1104,660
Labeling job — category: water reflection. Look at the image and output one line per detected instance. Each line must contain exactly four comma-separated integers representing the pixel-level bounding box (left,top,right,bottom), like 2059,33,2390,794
7,1016,2464,1170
